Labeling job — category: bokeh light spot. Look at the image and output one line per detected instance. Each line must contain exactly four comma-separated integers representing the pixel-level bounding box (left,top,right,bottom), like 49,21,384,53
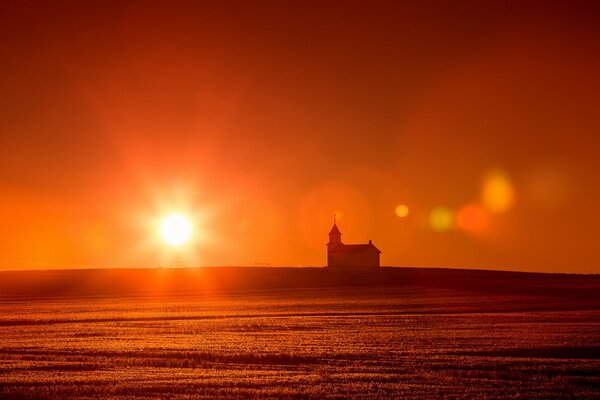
481,170,515,213
429,206,454,232
457,203,489,233
395,204,409,218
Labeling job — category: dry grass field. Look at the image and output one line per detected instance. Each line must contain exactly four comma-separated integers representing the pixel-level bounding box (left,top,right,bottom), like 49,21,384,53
1,268,599,399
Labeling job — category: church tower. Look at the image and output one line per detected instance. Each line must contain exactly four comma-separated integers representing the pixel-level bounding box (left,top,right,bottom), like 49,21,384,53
327,214,342,245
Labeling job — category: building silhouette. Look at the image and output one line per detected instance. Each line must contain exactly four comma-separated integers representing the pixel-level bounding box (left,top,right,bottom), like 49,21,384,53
327,217,381,268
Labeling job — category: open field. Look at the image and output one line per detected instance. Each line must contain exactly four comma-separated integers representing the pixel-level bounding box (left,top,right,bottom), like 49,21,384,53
1,268,599,399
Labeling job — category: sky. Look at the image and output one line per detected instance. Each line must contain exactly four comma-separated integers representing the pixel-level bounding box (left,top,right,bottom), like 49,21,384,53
1,1,599,272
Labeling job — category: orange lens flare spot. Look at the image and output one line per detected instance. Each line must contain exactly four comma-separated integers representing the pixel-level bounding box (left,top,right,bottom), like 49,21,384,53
429,206,454,232
159,213,193,246
457,204,489,233
395,204,409,218
481,170,515,213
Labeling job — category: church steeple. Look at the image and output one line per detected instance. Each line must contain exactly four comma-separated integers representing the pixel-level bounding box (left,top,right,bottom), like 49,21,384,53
328,214,342,245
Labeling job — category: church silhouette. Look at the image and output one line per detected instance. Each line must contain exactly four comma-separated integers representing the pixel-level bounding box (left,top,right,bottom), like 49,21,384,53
327,216,381,268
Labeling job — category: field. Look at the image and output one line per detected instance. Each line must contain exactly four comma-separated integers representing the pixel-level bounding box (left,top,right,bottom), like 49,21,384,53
1,268,599,399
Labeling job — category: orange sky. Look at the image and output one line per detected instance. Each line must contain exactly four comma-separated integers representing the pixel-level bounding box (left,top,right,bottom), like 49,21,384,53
1,1,599,272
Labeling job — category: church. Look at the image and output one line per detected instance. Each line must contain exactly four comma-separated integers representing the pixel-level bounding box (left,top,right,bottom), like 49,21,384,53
327,218,381,268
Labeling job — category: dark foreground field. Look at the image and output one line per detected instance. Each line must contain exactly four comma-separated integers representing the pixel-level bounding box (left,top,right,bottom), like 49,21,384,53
1,267,599,399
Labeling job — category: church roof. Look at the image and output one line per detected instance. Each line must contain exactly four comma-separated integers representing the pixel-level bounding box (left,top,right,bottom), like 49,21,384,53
328,224,341,235
329,243,381,254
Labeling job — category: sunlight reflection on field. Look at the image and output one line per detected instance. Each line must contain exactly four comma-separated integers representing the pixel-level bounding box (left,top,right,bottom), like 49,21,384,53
0,288,599,399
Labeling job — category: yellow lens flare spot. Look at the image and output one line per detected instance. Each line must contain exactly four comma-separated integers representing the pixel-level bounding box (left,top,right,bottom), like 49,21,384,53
159,213,193,246
429,206,454,232
395,204,409,218
481,170,515,213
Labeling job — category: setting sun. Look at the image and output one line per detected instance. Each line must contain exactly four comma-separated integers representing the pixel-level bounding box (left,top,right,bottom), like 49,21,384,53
159,214,193,246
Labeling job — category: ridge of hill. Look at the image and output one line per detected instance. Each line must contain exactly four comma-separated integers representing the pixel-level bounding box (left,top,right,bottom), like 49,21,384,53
0,266,599,299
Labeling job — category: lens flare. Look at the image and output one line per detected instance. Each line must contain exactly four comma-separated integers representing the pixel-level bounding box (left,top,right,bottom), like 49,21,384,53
395,204,409,218
429,206,454,232
159,213,193,246
481,170,515,213
457,203,489,233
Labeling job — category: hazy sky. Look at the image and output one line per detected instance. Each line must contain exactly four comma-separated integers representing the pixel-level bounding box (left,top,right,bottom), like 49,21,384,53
1,1,599,272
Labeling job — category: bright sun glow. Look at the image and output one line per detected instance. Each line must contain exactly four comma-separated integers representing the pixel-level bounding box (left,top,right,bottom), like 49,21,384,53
159,213,193,246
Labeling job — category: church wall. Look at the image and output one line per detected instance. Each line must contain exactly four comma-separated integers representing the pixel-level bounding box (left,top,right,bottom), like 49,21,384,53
328,250,380,268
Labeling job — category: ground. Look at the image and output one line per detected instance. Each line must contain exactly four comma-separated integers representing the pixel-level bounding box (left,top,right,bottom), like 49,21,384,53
0,268,599,399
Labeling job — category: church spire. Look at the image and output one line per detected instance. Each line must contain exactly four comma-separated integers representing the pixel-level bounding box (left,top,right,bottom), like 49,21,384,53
328,213,342,244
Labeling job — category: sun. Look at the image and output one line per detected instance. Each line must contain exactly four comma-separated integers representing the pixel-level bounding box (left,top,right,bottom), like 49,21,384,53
159,213,193,246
